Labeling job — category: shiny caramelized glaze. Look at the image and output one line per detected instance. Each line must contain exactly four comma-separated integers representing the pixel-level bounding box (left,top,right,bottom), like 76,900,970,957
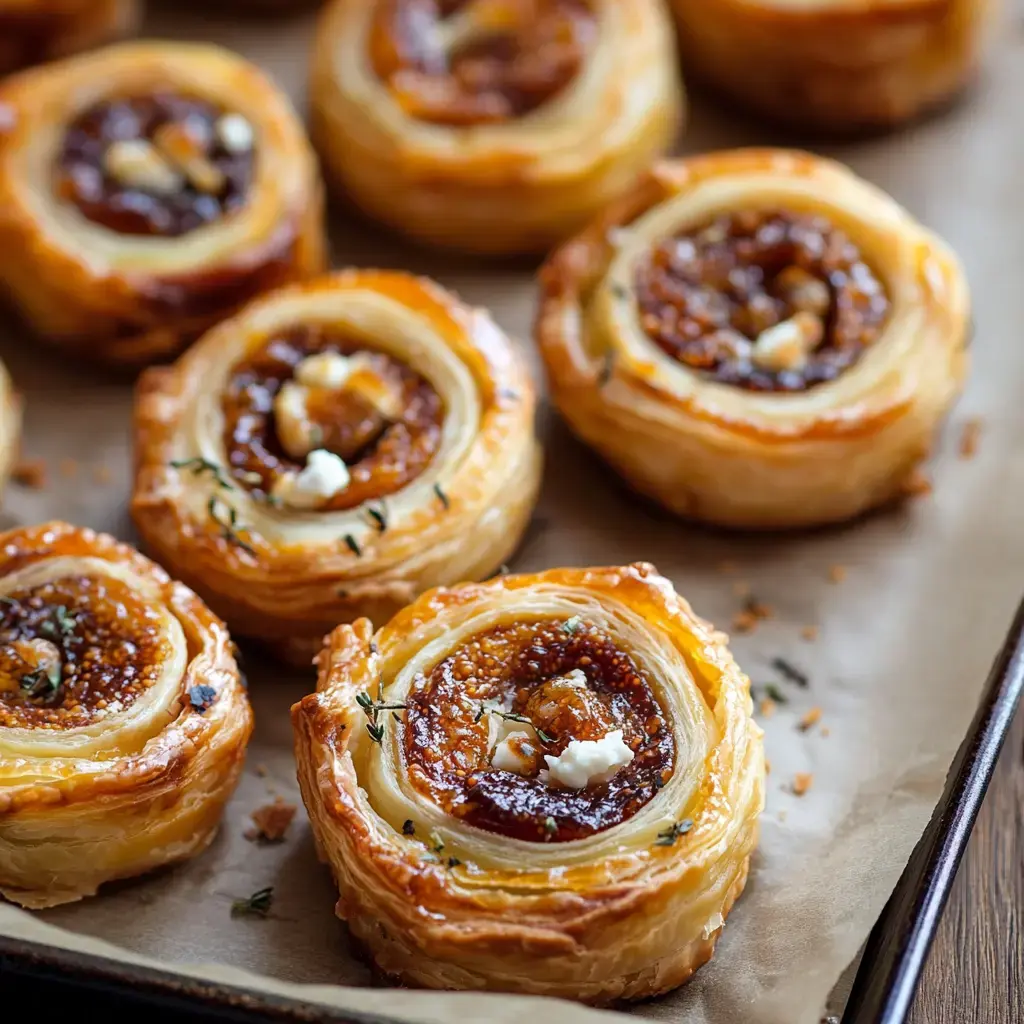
56,93,255,237
222,325,444,510
369,0,597,125
634,210,890,392
0,576,172,730
403,618,673,842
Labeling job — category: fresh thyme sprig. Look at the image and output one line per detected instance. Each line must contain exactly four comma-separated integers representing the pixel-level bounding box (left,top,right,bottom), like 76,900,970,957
362,505,388,533
433,483,450,510
171,457,234,491
655,819,694,847
231,886,274,918
208,496,256,555
356,680,408,744
474,704,555,744
38,605,76,641
19,664,61,702
343,533,362,557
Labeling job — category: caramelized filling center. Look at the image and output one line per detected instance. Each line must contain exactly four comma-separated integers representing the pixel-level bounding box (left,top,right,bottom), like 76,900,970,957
370,0,597,125
402,618,673,843
55,93,256,237
633,210,891,391
0,576,173,730
221,325,445,511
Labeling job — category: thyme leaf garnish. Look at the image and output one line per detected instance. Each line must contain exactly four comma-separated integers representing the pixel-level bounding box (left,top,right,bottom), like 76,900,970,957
343,533,362,557
433,483,450,510
402,820,416,836
482,706,555,744
363,505,388,533
231,886,274,918
598,352,614,388
207,496,256,555
19,665,61,701
562,615,583,635
763,683,788,705
771,657,809,688
446,857,462,869
172,457,234,491
356,685,408,744
39,605,76,641
655,819,693,847
610,283,630,301
429,832,445,855
543,816,557,838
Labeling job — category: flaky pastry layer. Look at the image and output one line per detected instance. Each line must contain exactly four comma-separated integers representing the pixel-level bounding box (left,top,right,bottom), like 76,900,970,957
292,563,764,1004
132,269,542,665
669,0,996,132
0,41,326,367
0,522,252,909
309,0,684,254
537,149,970,529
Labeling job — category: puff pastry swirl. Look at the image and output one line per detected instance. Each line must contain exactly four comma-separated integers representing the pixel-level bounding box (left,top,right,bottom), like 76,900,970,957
309,0,684,254
0,42,326,367
0,359,22,500
293,563,765,1003
669,0,996,132
0,1,139,76
537,149,970,529
132,270,542,666
0,522,252,909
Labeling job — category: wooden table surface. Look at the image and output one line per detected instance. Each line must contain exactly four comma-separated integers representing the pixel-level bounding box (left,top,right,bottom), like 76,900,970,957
908,700,1024,1023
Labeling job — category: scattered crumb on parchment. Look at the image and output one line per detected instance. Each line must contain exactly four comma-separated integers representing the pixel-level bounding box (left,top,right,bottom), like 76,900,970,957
254,763,268,778
760,697,778,719
245,798,297,844
733,597,773,634
13,458,46,489
828,564,846,584
821,726,831,738
792,773,814,796
903,468,932,498
801,625,819,642
798,707,823,732
765,759,771,775
959,417,983,459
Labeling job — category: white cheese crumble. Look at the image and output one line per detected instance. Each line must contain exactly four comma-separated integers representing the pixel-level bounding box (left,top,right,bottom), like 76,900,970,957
216,113,255,154
103,139,182,195
491,733,537,774
544,729,634,790
294,351,355,389
751,312,824,373
270,449,350,509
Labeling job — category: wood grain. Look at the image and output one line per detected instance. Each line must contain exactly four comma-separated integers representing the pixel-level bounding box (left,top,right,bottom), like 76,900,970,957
908,700,1024,1023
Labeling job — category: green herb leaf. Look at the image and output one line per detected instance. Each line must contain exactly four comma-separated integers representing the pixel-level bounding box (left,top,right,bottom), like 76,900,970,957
208,496,256,555
366,722,385,744
430,832,445,855
543,816,557,837
771,657,809,688
433,483,450,510
363,505,388,533
446,857,461,869
655,819,694,847
343,534,362,557
402,820,416,836
763,683,789,704
172,457,234,491
562,616,583,635
231,887,274,918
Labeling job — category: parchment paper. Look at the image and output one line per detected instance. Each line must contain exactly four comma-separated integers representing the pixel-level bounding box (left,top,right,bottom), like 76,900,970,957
1,6,1021,1023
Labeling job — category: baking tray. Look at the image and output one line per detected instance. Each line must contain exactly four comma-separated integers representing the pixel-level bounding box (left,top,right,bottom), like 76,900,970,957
1,4,1022,1023
2,594,1022,1023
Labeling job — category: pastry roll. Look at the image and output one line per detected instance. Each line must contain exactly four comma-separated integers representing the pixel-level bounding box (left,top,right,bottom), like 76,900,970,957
132,270,542,666
293,563,764,1003
669,0,995,132
0,42,326,368
0,1,139,76
537,149,969,529
309,0,684,254
0,522,252,909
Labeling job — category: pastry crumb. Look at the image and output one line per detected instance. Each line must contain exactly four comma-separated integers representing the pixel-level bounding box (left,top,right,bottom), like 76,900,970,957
765,759,771,775
13,458,46,489
733,597,772,634
254,763,268,778
245,798,296,844
92,464,113,485
732,610,758,634
798,707,823,731
58,458,78,479
902,468,932,498
759,697,777,719
958,417,983,459
732,580,751,599
821,726,831,738
828,564,846,584
801,625,819,642
792,772,814,796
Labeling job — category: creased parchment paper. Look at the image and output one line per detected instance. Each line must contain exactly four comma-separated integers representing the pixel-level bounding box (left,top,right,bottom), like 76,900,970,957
1,6,1021,1023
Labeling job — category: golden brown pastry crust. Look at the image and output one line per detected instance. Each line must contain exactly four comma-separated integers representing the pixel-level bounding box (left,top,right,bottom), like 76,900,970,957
132,269,542,666
309,0,684,254
293,563,764,1004
537,149,970,530
0,359,22,500
0,42,326,368
669,0,996,132
0,0,139,76
0,521,253,909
